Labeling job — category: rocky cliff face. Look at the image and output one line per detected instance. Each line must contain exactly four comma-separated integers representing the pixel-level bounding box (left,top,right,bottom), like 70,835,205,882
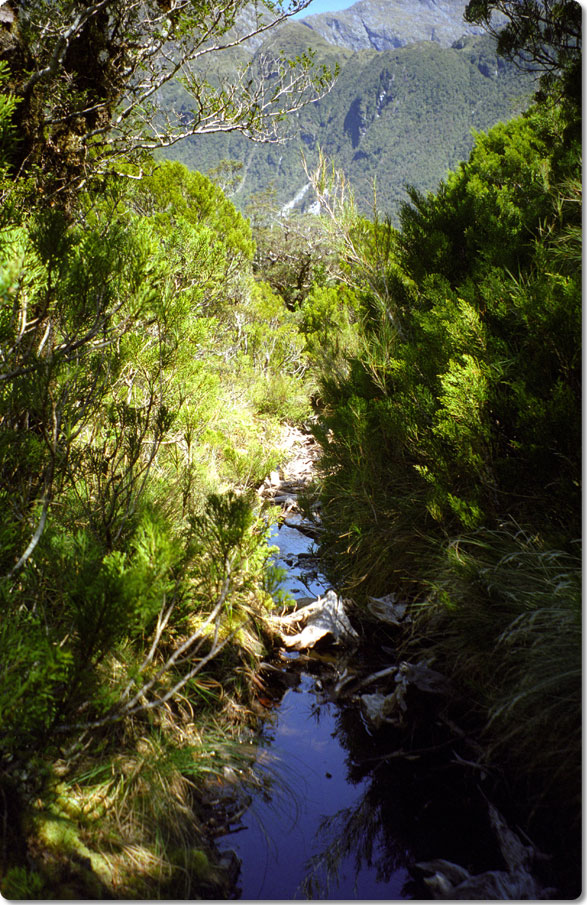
297,0,484,51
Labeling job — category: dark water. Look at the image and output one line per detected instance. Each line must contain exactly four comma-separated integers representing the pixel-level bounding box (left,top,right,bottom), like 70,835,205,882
217,515,410,899
221,665,410,899
218,515,408,898
217,515,567,900
217,518,427,899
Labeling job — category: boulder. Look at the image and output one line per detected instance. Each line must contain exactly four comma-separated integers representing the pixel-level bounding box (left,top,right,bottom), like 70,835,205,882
273,590,359,650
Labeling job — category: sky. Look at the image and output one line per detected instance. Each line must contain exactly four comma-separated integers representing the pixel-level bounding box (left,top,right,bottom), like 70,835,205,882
291,0,357,17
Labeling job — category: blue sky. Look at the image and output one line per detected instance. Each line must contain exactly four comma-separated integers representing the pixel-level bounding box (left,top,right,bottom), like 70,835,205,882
292,0,357,17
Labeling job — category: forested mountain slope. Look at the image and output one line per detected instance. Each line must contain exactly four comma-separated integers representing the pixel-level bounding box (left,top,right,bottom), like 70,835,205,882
163,32,532,215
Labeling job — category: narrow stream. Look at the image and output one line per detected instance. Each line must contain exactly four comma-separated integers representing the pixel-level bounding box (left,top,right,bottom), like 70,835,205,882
215,434,563,900
222,665,410,900
218,512,411,899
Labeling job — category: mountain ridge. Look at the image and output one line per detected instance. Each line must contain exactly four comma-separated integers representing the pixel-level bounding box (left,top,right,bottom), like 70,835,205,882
296,0,486,52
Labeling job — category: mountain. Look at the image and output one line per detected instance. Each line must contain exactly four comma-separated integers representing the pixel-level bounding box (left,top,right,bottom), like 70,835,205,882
296,0,486,52
159,1,531,218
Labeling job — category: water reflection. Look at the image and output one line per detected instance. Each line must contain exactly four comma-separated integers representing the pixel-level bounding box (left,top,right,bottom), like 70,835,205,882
218,513,505,899
216,489,573,899
221,666,409,899
300,690,503,900
219,516,410,898
220,515,411,898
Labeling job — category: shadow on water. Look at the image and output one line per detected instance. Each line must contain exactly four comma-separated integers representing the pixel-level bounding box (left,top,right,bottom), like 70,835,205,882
215,515,485,900
217,513,413,899
218,642,515,900
219,658,412,900
217,506,572,900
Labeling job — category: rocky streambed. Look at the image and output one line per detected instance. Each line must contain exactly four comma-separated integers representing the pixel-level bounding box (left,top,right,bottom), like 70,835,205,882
211,426,559,900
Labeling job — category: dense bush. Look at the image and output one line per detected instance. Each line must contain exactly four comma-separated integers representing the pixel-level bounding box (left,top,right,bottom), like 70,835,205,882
0,144,302,892
317,103,580,571
311,98,581,836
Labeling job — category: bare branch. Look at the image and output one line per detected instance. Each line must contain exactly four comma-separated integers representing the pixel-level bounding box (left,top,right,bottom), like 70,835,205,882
54,558,243,732
8,0,336,195
22,0,113,96
5,491,51,578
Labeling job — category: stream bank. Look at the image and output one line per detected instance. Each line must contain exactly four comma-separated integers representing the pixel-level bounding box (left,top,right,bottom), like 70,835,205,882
210,425,568,900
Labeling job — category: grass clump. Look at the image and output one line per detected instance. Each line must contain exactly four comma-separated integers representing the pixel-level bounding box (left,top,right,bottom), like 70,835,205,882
406,525,581,823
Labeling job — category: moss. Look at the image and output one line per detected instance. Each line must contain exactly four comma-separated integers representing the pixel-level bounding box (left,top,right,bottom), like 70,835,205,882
32,811,113,896
1,866,46,899
189,849,210,875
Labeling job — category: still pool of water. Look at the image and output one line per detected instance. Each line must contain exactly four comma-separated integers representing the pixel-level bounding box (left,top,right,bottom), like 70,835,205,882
219,667,409,900
217,512,410,899
214,495,576,900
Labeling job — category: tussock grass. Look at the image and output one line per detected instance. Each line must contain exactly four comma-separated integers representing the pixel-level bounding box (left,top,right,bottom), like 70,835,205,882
313,404,435,599
25,718,264,899
405,524,581,827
